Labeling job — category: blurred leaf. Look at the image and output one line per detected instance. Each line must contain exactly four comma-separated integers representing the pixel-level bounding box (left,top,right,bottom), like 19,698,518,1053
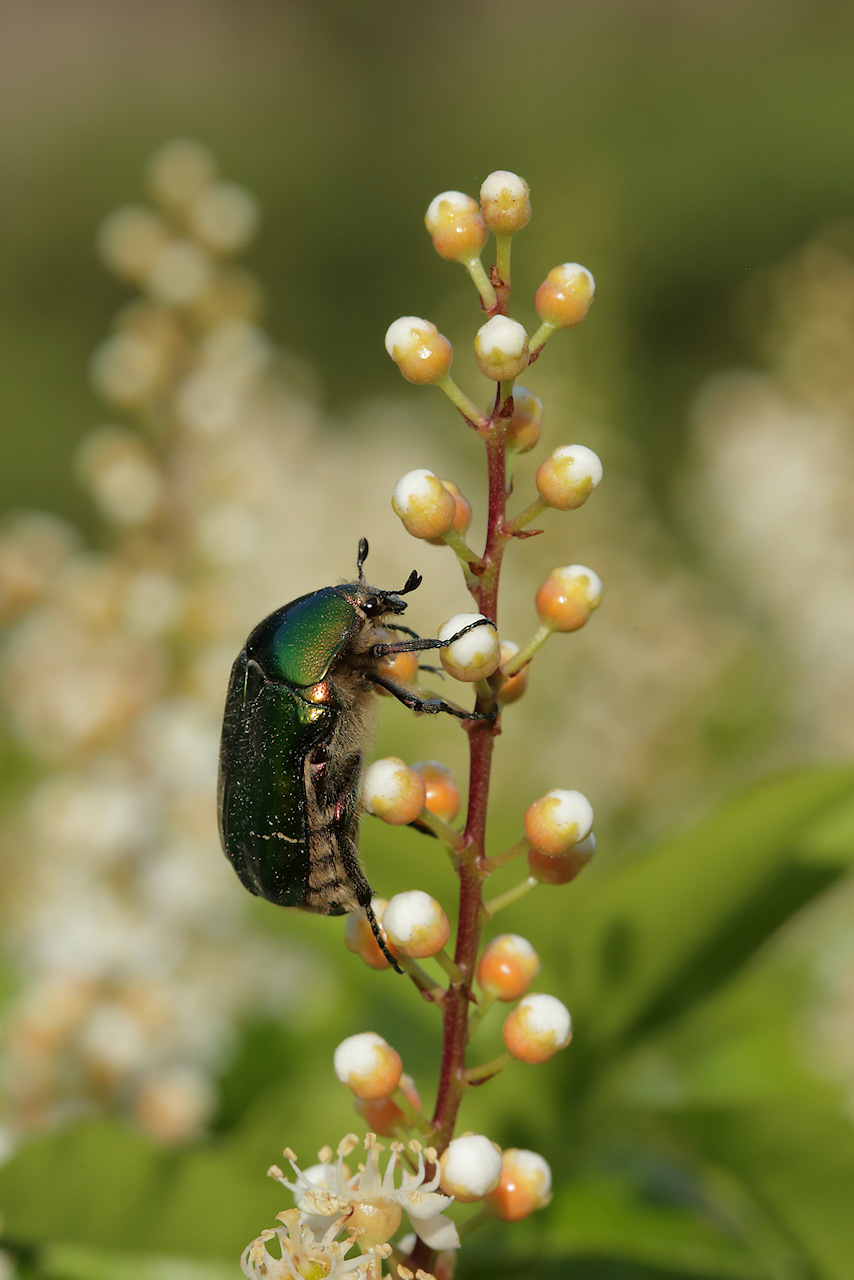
0,1121,278,1261
22,1242,234,1280
560,767,854,1052
675,1099,854,1280
464,1254,762,1280
797,789,854,866
543,1174,763,1277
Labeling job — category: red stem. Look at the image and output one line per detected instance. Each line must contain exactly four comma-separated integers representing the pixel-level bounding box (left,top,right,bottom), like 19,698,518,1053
429,393,511,1152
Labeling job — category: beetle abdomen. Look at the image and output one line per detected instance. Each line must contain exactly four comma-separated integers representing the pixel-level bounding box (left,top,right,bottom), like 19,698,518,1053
218,651,329,907
218,649,373,915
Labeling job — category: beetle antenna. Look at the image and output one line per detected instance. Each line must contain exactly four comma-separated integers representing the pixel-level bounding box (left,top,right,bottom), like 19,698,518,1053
357,538,369,582
364,900,403,975
398,569,422,596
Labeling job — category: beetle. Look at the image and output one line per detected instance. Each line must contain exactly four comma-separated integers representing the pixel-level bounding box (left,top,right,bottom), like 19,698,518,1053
217,538,494,970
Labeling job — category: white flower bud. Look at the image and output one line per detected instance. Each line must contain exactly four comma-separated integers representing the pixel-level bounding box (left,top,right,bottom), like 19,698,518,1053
534,263,595,329
438,613,500,682
536,444,603,511
363,758,426,825
487,1149,552,1220
188,182,259,254
474,316,529,381
503,993,573,1064
333,1031,403,1100
147,239,213,306
382,891,450,958
392,469,457,539
479,170,531,235
535,564,603,632
477,933,540,1000
385,317,453,384
439,1133,503,1202
425,191,487,261
524,788,594,855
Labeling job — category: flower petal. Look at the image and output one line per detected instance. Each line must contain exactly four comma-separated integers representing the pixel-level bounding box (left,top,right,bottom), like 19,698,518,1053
412,1211,460,1251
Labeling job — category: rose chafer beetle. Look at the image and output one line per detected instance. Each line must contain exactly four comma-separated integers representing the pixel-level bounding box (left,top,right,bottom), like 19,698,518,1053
218,539,494,970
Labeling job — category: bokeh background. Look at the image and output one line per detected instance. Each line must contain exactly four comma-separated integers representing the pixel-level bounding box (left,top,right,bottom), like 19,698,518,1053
2,2,854,1278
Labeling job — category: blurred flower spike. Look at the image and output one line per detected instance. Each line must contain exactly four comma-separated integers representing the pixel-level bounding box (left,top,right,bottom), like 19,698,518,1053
0,139,318,1147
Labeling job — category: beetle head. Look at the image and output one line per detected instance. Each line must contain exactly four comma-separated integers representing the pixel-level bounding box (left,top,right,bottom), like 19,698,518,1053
355,539,423,617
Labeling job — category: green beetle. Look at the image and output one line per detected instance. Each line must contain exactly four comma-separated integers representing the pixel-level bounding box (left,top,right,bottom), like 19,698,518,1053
218,539,492,968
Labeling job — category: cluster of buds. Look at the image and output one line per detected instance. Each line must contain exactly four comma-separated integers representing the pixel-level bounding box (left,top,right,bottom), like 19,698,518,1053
246,171,602,1276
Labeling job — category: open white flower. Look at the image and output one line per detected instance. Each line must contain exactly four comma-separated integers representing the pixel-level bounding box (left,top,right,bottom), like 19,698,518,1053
270,1132,460,1252
241,1207,388,1280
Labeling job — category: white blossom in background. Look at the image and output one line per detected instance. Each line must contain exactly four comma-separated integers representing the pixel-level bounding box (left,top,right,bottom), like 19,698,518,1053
684,227,854,1105
0,142,459,1145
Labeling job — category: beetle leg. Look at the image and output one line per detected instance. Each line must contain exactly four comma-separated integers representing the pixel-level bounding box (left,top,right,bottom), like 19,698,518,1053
380,622,421,640
368,671,496,721
370,615,494,660
323,747,407,972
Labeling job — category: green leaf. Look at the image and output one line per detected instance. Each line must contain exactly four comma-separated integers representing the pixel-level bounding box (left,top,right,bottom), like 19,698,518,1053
543,1174,764,1277
24,1242,235,1280
0,1120,279,1261
553,767,854,1051
675,1099,854,1280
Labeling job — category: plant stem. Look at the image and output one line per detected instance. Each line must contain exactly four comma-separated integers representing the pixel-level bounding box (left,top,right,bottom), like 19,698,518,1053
429,397,511,1152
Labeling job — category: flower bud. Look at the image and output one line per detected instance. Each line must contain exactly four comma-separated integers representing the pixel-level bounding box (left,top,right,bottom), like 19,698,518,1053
147,139,215,211
392,469,457,540
355,1072,422,1136
426,480,472,546
528,832,596,885
475,316,530,382
425,191,488,262
535,564,602,632
479,171,531,235
147,239,214,306
363,758,427,825
346,897,393,970
524,789,594,855
536,444,603,511
411,760,461,824
495,641,528,706
385,317,453,385
75,427,162,527
486,1149,552,1221
534,263,595,329
505,387,543,454
438,614,500,682
374,642,420,689
333,1031,403,1100
97,207,169,284
382,890,450,959
477,934,540,1001
502,994,572,1064
187,181,259,254
438,1133,503,1202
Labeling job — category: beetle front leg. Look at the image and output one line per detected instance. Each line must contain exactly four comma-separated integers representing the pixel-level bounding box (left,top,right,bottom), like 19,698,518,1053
370,615,494,662
368,671,496,722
